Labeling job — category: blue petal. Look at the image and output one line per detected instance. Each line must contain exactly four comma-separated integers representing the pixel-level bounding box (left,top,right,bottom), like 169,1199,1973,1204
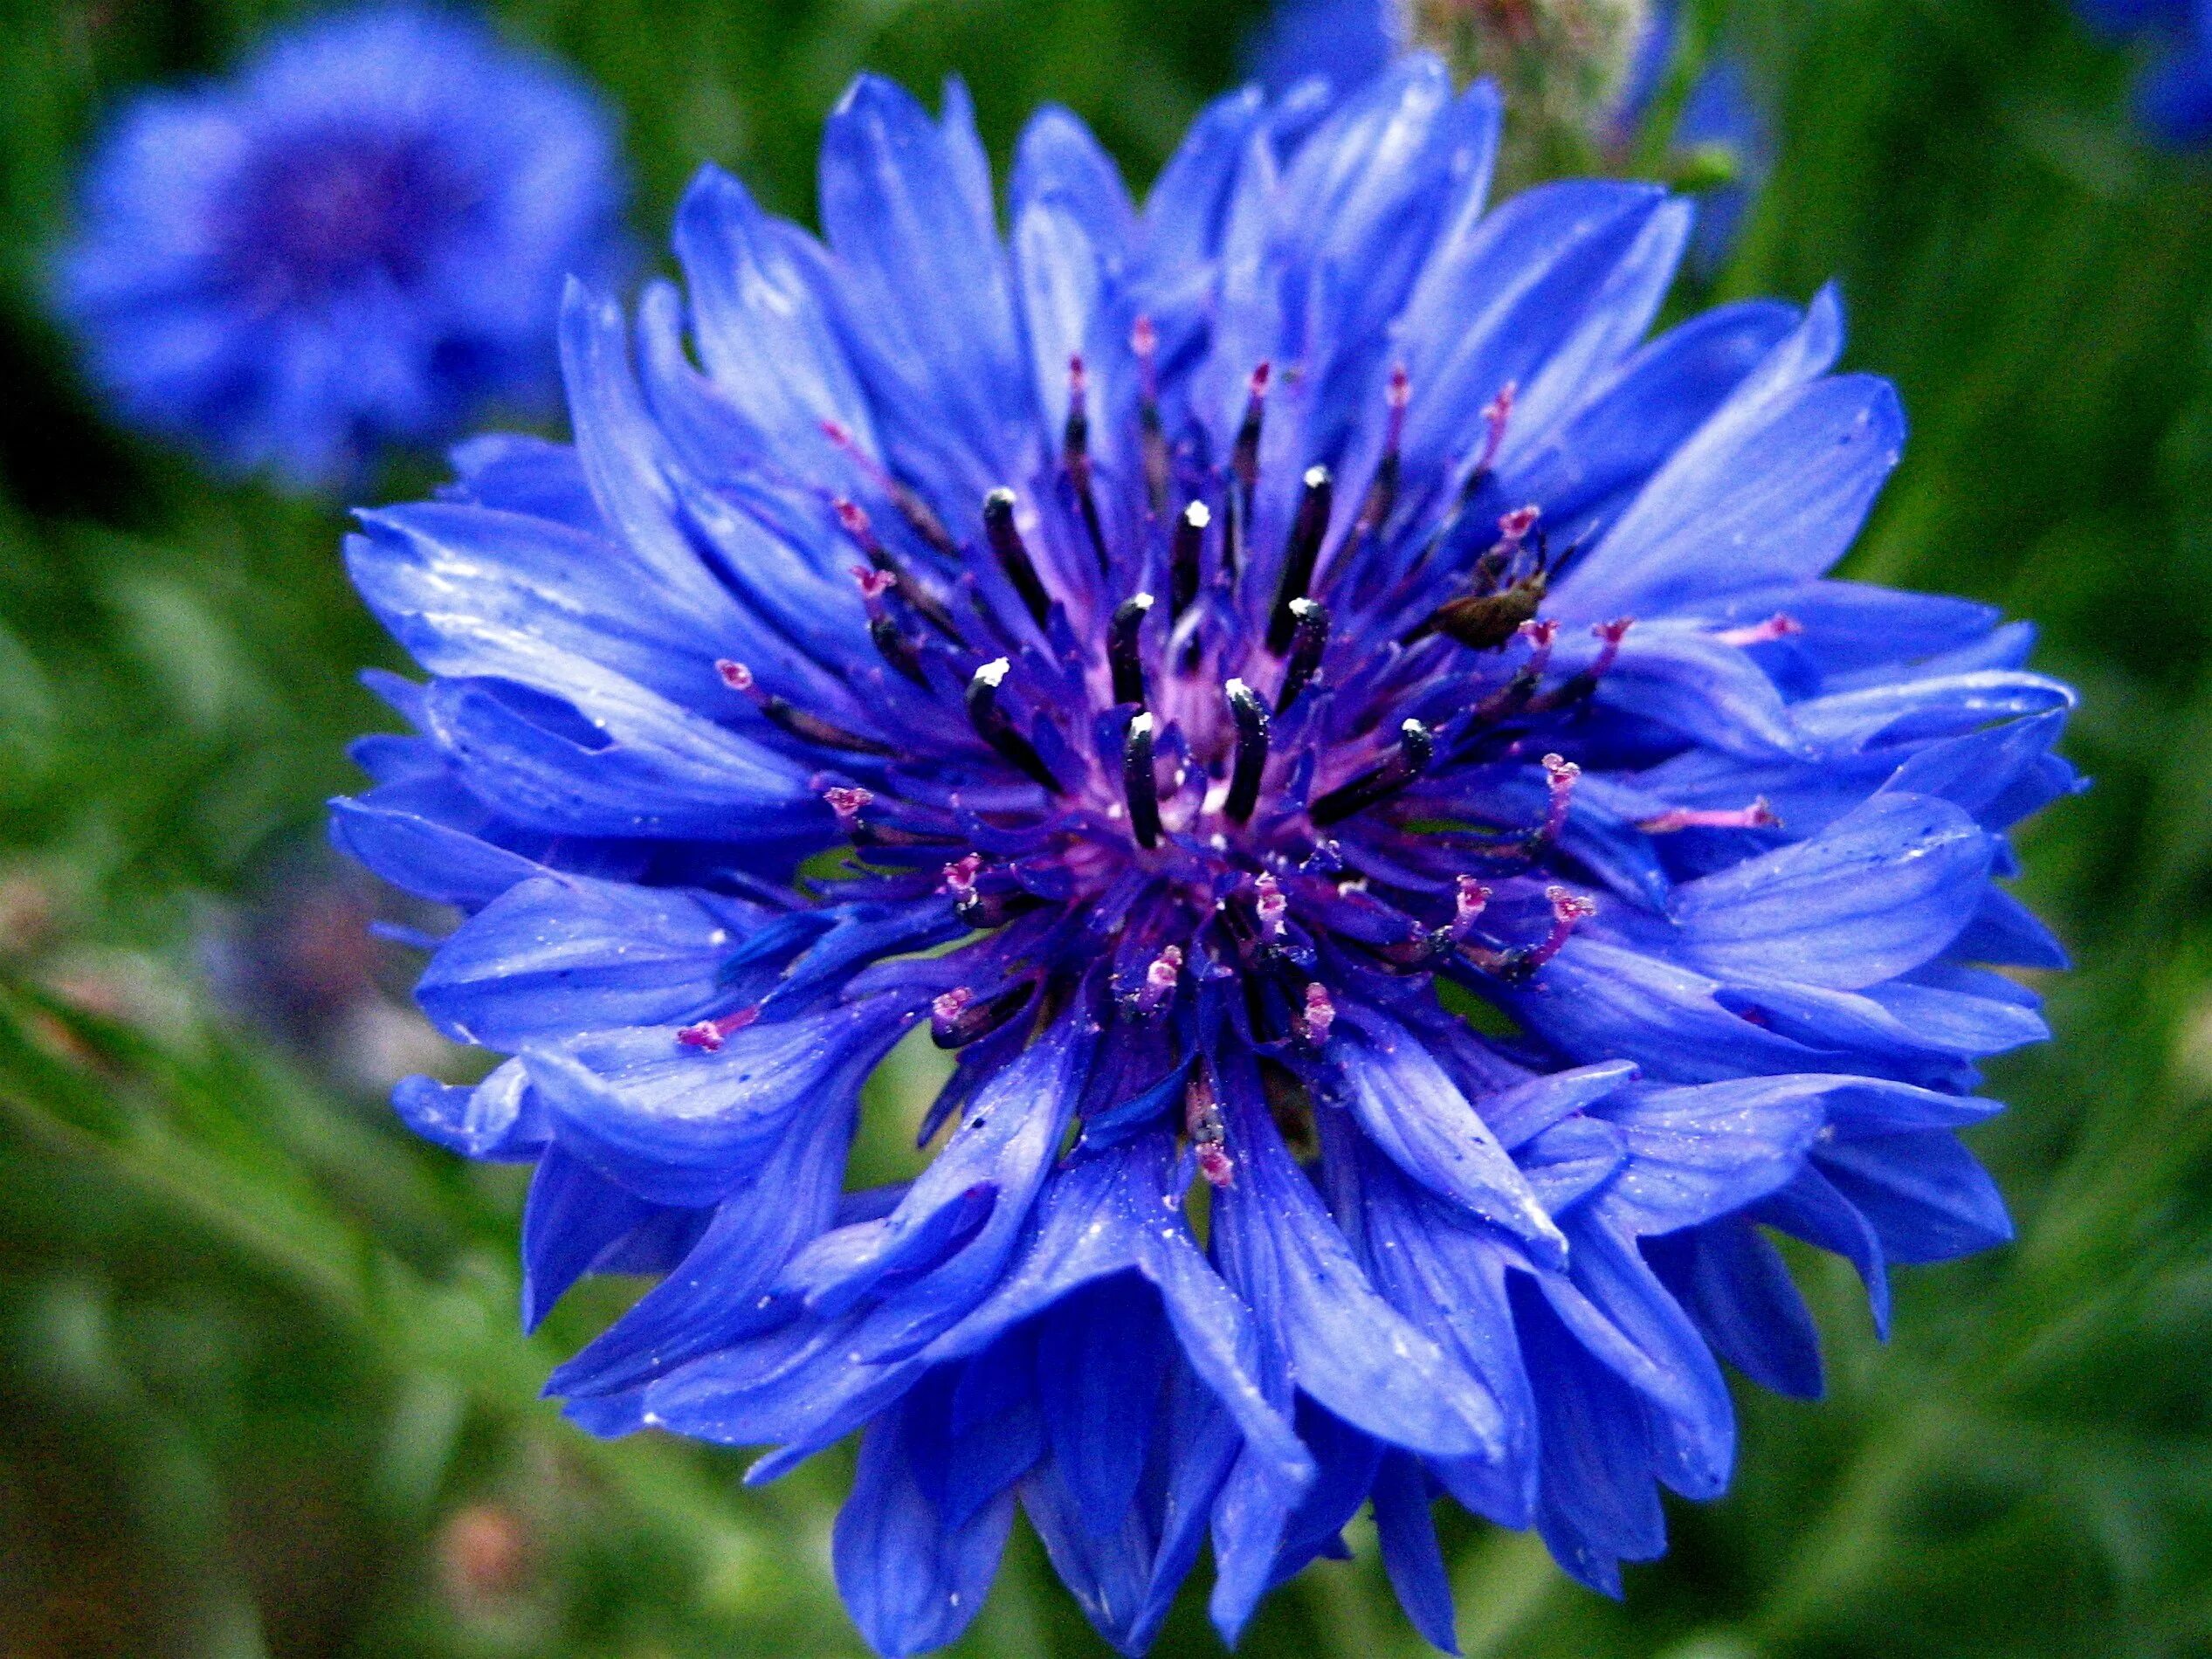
1816,1131,2014,1265
1011,106,1135,258
1593,1076,1828,1236
1505,299,1800,537
1536,1215,1735,1499
1482,1059,1643,1148
805,1019,1088,1345
1646,1219,1823,1400
416,872,765,1050
820,75,1036,506
1037,1276,1168,1539
1556,288,1904,620
1327,1007,1568,1266
444,434,607,532
1372,1451,1461,1654
1212,1053,1506,1461
672,165,878,456
347,503,730,713
1499,936,1837,1084
391,1058,546,1162
1755,1166,1892,1334
1515,1115,1628,1217
419,671,817,843
1395,182,1678,490
547,1099,855,1397
834,1394,1014,1658
327,795,540,909
520,1145,675,1331
1513,1275,1665,1597
1671,792,1993,990
524,997,916,1207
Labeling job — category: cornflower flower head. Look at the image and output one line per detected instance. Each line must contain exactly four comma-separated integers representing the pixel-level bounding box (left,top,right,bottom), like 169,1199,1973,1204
338,61,2078,1656
57,5,626,485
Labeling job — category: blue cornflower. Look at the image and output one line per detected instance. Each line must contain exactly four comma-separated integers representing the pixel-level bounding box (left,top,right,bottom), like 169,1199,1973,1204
2076,0,2212,146
1251,0,1404,95
337,63,2078,1656
56,5,626,486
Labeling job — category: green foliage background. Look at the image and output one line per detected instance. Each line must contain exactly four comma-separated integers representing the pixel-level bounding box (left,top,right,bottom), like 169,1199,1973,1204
0,0,2209,1654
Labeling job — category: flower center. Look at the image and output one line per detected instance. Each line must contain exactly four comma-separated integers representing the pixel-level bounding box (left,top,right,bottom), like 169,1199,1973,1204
230,127,468,292
686,339,1653,1098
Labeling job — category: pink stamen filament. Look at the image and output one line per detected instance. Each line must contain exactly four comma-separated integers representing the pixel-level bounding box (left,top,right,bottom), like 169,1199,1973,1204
1539,753,1581,844
1477,381,1518,472
1526,886,1597,970
1716,613,1804,649
1639,798,1781,835
677,1006,758,1052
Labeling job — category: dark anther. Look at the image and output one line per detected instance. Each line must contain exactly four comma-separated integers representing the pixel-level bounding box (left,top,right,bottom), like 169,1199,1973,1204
1223,678,1271,824
931,981,1037,1050
954,885,1051,930
965,658,1063,794
1276,598,1330,714
1416,569,1549,651
982,488,1053,627
1064,356,1112,575
1311,718,1435,827
1123,711,1162,850
1224,363,1270,576
853,568,930,686
1171,501,1209,618
1133,316,1169,518
718,660,897,754
1267,465,1334,654
1110,593,1154,707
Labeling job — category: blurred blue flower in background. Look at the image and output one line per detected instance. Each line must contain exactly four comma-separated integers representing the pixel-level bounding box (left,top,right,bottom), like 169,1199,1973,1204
335,58,2078,1656
55,5,626,487
1250,0,1403,95
2076,0,2212,145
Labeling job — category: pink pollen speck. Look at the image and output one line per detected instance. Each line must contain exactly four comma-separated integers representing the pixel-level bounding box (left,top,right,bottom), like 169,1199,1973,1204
715,659,754,692
941,853,982,896
677,1007,758,1052
824,786,874,823
1299,982,1336,1045
1254,874,1288,940
1136,944,1184,1014
1196,1143,1236,1189
1452,877,1492,937
932,988,973,1024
